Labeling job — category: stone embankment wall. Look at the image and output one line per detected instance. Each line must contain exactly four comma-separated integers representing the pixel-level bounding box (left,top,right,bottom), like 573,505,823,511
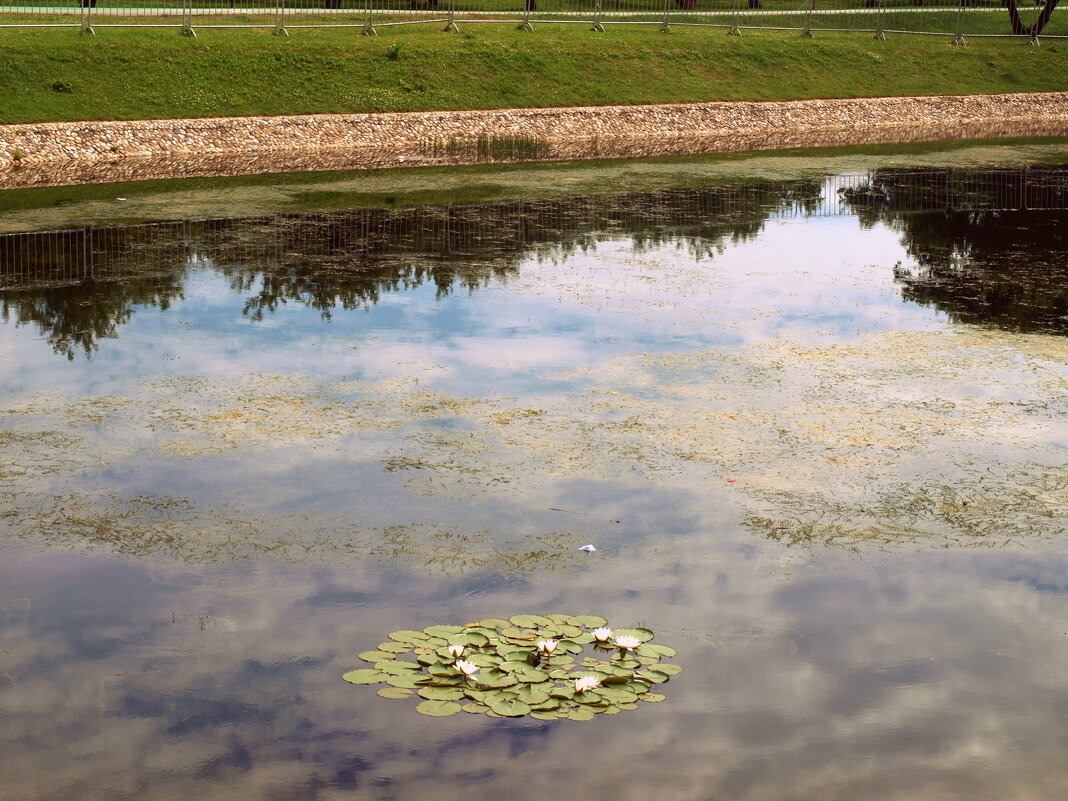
1,92,1067,188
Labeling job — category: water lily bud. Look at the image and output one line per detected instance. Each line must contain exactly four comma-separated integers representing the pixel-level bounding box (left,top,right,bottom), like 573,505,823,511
447,644,465,658
536,639,559,655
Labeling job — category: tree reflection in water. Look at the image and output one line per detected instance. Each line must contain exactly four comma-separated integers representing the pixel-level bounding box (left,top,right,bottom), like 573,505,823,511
841,166,1068,334
0,181,821,359
3,167,1068,361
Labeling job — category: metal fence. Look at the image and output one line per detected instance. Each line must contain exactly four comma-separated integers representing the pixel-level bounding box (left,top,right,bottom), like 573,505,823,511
0,0,1062,40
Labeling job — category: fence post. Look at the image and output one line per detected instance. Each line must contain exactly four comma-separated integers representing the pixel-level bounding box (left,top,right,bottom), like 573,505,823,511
590,0,604,31
873,0,885,40
181,0,197,36
80,0,95,35
363,0,378,35
519,0,533,31
801,0,812,37
661,0,671,31
443,0,458,31
728,0,741,35
951,0,967,45
274,0,289,35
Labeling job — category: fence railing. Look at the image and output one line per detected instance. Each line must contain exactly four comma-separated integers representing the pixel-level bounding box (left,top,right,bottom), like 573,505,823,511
0,0,1062,39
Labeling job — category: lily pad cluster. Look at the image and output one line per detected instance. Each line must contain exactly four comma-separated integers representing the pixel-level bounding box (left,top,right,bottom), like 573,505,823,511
342,613,681,719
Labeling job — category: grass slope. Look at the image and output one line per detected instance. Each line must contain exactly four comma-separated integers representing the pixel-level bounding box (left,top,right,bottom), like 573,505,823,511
0,25,1066,123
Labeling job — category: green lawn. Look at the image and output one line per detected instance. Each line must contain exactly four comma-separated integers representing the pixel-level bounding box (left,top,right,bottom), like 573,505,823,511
0,24,1065,123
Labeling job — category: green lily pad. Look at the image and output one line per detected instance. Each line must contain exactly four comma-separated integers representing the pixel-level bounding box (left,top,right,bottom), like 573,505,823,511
358,650,394,663
637,670,671,684
389,630,429,644
342,669,388,685
346,615,678,721
377,687,414,699
514,685,551,705
428,665,460,677
500,627,536,640
569,615,608,628
515,668,549,683
489,697,532,717
416,700,461,717
424,625,465,638
385,674,427,688
463,626,499,638
418,686,466,701
480,674,518,688
597,687,639,704
500,660,536,673
374,660,422,675
567,707,596,721
510,614,552,628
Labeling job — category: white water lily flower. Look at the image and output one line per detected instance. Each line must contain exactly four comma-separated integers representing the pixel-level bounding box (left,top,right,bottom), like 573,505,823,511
536,639,559,655
574,675,601,694
455,660,479,677
592,627,613,643
447,644,465,658
614,635,641,651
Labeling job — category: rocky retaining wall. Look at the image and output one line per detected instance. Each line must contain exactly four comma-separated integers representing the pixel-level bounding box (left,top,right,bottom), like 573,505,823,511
1,93,1067,189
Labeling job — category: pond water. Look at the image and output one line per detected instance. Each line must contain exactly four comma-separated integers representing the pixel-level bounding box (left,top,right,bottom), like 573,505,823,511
2,151,1068,800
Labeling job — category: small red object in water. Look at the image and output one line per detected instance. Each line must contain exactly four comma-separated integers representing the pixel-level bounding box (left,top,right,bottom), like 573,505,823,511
727,479,737,483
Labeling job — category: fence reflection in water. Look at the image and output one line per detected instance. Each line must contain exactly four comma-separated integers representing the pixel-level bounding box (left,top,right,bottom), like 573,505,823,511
2,167,1067,291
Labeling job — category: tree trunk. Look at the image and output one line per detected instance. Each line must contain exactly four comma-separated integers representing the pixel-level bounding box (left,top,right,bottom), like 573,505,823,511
1004,0,1061,35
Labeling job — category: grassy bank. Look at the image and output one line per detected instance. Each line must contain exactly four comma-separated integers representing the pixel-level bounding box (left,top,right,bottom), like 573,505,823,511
0,25,1066,123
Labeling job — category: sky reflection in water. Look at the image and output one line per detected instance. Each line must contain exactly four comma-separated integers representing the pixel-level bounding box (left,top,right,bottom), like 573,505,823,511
1,166,1068,800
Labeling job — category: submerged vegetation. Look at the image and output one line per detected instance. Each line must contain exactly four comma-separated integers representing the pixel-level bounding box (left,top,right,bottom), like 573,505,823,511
342,615,681,719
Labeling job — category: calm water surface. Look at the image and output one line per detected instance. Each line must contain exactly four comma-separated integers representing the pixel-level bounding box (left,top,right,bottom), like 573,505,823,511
2,162,1068,800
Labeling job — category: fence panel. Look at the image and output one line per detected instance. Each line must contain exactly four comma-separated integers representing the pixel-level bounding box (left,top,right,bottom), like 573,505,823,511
279,0,365,30
188,0,280,29
0,0,82,27
85,0,184,28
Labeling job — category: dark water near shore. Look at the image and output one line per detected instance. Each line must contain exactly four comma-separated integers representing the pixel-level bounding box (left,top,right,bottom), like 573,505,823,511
2,158,1068,800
